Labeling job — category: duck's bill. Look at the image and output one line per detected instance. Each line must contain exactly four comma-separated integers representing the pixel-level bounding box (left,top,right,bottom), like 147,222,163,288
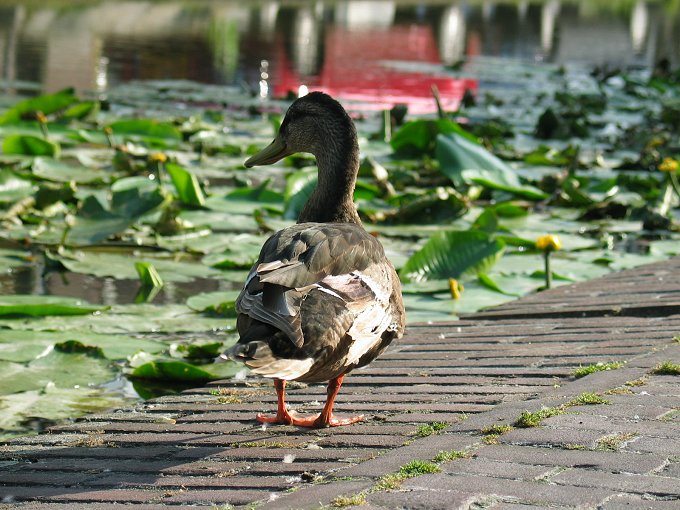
244,136,292,167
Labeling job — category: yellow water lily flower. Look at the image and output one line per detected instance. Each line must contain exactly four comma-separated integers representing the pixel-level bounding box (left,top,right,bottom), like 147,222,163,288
658,157,678,173
536,234,562,252
149,152,168,163
448,278,464,300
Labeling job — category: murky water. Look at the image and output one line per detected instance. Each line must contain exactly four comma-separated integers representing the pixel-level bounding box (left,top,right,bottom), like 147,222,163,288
1,1,679,109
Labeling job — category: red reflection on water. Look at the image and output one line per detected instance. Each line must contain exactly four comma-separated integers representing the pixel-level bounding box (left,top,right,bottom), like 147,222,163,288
273,26,477,113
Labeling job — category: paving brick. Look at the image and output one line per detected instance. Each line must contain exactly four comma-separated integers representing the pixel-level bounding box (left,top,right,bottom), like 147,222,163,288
600,495,680,509
553,468,680,497
623,436,680,455
543,415,677,438
160,488,271,505
475,445,668,474
402,473,611,506
266,480,373,510
441,458,553,480
367,488,481,509
500,427,604,448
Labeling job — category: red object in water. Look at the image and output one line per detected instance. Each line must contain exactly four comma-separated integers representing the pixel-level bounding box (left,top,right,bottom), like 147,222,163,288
273,26,477,113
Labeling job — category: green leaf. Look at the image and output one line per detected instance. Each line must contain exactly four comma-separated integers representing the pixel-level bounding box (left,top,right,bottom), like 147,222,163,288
462,169,548,200
0,295,107,317
108,119,181,140
400,230,506,282
284,168,317,220
478,272,518,296
50,249,221,283
172,342,224,359
0,329,166,363
186,291,239,317
186,291,240,313
130,360,221,382
54,340,105,358
2,134,61,157
135,262,164,288
392,119,475,157
32,157,108,184
0,386,125,438
166,163,205,207
62,101,99,120
0,168,35,203
0,89,77,125
435,131,548,200
472,209,499,232
0,348,115,394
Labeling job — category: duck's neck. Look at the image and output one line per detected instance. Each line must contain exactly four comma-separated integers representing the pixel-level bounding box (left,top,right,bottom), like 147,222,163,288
297,137,361,225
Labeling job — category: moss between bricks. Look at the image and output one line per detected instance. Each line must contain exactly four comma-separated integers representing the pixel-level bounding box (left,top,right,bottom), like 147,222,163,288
331,493,367,508
480,424,514,444
596,432,637,451
651,360,680,375
414,421,447,437
432,449,471,462
573,361,625,379
374,460,441,490
514,392,610,428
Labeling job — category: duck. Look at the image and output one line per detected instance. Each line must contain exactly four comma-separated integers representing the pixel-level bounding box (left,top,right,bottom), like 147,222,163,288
225,92,405,428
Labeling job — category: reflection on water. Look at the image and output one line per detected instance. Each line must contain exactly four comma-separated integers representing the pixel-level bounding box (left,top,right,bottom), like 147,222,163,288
0,264,237,306
0,1,678,110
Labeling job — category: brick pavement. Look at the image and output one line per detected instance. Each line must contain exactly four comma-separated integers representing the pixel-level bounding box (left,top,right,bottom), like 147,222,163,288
0,259,679,509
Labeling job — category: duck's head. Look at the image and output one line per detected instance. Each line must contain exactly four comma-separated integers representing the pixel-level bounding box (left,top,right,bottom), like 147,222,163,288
245,92,356,168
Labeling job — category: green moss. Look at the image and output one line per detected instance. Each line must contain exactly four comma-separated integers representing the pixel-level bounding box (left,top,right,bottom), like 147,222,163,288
596,432,637,451
573,361,624,378
399,460,440,477
482,434,500,445
651,360,680,375
564,443,587,450
373,460,441,491
624,377,647,387
415,421,447,437
514,406,563,428
331,493,367,507
373,474,403,491
237,441,299,448
481,424,514,435
432,450,471,462
566,392,610,406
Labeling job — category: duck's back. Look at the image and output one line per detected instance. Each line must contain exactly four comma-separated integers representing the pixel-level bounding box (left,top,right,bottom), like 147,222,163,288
231,222,404,383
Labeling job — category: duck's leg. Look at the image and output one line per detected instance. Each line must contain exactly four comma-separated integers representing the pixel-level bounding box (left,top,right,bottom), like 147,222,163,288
284,375,364,428
256,378,295,425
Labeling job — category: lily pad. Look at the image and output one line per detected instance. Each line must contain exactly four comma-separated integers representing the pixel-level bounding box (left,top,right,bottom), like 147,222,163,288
0,348,116,394
0,295,107,317
32,157,108,184
0,168,35,203
3,135,60,157
0,329,166,363
50,249,220,283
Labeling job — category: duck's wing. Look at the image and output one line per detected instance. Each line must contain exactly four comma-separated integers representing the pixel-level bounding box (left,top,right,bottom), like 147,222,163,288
235,222,395,350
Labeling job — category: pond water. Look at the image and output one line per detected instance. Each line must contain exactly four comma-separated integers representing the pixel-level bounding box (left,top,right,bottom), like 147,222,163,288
1,1,679,109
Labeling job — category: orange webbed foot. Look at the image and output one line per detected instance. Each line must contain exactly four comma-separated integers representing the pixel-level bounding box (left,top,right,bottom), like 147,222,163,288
255,410,364,428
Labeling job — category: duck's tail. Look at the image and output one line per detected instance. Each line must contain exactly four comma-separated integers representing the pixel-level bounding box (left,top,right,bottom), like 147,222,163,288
222,340,313,381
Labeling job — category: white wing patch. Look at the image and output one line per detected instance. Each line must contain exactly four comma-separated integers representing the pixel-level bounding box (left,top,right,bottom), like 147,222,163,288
318,267,394,366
